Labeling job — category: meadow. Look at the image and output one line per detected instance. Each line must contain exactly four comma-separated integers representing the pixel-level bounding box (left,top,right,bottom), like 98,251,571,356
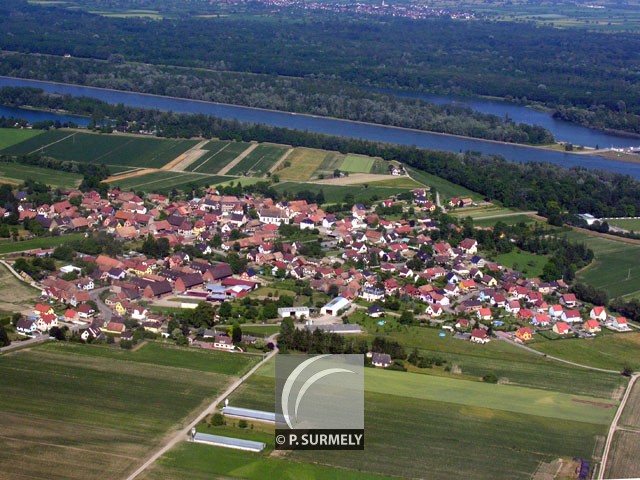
530,332,640,372
495,248,548,277
560,229,640,299
606,217,640,232
186,141,251,174
0,343,249,480
0,161,83,188
407,166,483,201
227,144,289,177
108,170,229,192
2,130,198,168
273,182,410,204
0,263,39,313
0,127,43,149
276,147,327,181
0,232,86,254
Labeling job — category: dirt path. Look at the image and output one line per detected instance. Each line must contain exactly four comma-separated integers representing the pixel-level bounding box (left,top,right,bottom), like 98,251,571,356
217,143,258,175
103,168,159,184
29,131,78,155
164,140,210,171
125,346,278,480
598,373,639,479
269,147,294,173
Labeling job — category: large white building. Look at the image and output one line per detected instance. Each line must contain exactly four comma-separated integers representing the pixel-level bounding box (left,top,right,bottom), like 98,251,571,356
320,296,350,316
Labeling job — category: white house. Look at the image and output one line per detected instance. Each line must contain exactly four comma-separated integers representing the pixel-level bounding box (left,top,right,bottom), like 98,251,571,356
214,335,235,351
360,287,385,303
16,318,37,335
470,329,490,344
371,352,391,368
590,306,607,321
131,307,149,321
258,208,289,225
300,218,315,230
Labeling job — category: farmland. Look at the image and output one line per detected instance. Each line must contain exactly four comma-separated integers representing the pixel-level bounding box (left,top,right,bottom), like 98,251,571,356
277,148,327,181
107,170,229,192
0,343,250,480
560,229,640,299
186,141,251,174
222,358,614,480
606,217,640,232
0,232,86,254
1,130,198,168
227,144,289,177
605,379,640,479
0,161,83,188
407,166,483,201
0,127,43,149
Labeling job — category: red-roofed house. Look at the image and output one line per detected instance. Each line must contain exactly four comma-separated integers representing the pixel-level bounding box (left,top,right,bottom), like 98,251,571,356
590,306,607,321
584,320,601,333
553,322,570,335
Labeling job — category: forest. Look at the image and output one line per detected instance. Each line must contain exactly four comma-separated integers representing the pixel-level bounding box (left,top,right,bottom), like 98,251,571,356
1,1,640,134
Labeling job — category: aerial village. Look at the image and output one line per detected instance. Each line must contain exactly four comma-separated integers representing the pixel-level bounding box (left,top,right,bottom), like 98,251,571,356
6,184,633,362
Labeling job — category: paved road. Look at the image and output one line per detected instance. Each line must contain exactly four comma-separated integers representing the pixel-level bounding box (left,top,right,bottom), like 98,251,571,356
89,286,112,323
125,342,279,480
0,333,49,354
598,373,639,479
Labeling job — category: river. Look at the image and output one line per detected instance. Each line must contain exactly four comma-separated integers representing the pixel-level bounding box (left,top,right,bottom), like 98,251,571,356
1,76,640,179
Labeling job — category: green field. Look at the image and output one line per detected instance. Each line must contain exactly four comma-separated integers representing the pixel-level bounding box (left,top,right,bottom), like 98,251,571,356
560,229,640,299
0,127,43,149
2,130,198,168
277,147,330,181
407,166,483,201
355,176,425,188
531,332,640,372
108,170,230,192
221,357,614,480
273,182,409,204
227,144,289,177
606,218,640,232
473,214,537,227
186,141,251,174
0,232,86,254
495,248,548,277
39,341,260,376
340,154,375,173
0,161,83,188
0,343,248,479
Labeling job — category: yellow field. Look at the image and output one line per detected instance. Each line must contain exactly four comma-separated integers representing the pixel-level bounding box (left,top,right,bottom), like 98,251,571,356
277,148,328,181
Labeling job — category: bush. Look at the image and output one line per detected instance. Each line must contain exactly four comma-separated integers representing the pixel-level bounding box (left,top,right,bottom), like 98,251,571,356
120,340,133,350
483,373,499,383
238,420,248,429
211,413,225,426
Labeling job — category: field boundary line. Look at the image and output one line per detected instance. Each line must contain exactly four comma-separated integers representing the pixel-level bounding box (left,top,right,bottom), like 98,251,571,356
0,434,139,460
126,344,278,480
218,142,258,175
163,140,209,171
269,146,293,173
28,131,78,155
598,373,639,479
191,142,230,173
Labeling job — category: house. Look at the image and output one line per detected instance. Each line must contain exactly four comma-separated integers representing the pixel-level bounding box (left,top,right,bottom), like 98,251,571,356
259,208,289,225
367,305,384,318
477,308,493,321
584,319,601,333
470,328,490,344
548,304,564,318
131,307,149,321
515,327,533,342
81,326,103,341
34,303,54,317
553,322,570,335
36,313,58,332
561,293,577,307
277,306,310,319
143,281,173,299
611,317,631,331
590,306,607,321
360,287,385,302
16,318,37,335
426,303,444,317
102,321,126,334
561,310,582,323
320,296,350,316
371,353,391,368
531,314,551,326
77,304,95,319
214,335,235,351
63,309,79,323
175,273,204,293
455,319,470,331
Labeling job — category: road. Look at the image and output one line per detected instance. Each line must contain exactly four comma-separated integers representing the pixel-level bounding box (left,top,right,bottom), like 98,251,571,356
89,286,112,323
598,373,639,479
125,340,279,480
0,332,49,354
